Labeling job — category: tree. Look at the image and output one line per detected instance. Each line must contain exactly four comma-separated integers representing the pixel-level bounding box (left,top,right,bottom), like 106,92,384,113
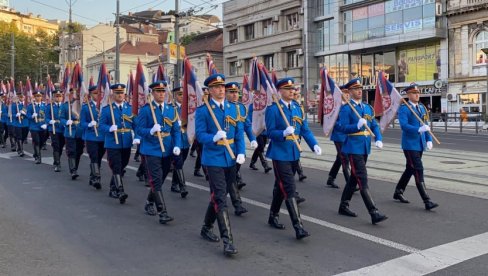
180,32,200,46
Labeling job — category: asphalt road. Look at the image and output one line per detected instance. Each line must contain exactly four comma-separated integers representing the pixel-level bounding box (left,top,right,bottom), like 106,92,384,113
0,132,487,275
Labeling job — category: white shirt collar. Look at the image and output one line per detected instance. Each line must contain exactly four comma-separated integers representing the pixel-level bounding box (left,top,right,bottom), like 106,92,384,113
280,99,291,107
212,98,224,107
176,102,181,108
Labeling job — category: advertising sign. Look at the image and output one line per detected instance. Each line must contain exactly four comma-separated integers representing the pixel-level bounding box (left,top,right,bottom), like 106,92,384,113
167,43,186,64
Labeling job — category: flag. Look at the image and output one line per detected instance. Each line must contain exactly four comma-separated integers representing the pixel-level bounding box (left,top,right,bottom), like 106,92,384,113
374,71,403,132
271,69,278,87
133,59,149,115
318,67,343,136
241,74,252,109
26,77,33,105
251,59,278,136
182,57,204,144
126,71,134,105
96,63,111,109
206,53,218,76
45,75,55,104
71,62,88,116
62,65,71,103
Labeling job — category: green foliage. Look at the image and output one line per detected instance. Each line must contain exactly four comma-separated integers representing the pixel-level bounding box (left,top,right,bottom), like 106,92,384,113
59,22,86,34
180,32,200,46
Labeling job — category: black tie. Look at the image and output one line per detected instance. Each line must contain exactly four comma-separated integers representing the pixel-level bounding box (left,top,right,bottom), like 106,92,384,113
416,105,421,114
220,104,223,111
288,104,291,111
119,105,122,111
159,104,163,112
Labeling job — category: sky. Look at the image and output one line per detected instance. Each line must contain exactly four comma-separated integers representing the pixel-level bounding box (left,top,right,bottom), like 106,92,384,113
10,0,224,27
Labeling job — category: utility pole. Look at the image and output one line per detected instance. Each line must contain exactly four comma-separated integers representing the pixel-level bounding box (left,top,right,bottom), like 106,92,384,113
66,0,77,63
174,0,180,86
10,33,15,79
115,0,120,83
302,0,309,115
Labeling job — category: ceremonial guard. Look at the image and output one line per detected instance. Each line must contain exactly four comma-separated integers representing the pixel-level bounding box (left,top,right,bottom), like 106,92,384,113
265,77,322,240
249,103,272,173
196,73,246,256
326,86,350,188
170,86,189,198
393,84,438,210
99,84,134,204
27,89,46,164
12,91,29,156
45,88,66,172
337,78,387,225
135,81,181,223
0,91,7,148
292,88,308,182
60,89,85,180
80,85,105,189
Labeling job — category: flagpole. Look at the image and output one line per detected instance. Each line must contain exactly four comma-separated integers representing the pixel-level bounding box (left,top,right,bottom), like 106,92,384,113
401,98,441,145
203,95,235,159
50,94,56,135
342,95,376,138
85,95,98,137
108,96,119,144
271,94,302,152
147,94,165,153
15,101,21,123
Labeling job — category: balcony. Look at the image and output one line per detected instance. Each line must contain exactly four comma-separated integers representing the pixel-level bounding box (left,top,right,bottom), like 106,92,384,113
447,0,488,15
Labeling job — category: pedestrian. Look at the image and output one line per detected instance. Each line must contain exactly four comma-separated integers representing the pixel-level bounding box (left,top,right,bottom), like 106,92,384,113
170,86,189,198
265,77,322,239
196,73,246,256
393,84,438,210
337,78,387,225
45,88,65,172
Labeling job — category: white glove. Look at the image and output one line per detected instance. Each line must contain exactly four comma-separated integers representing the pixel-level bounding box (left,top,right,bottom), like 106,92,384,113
88,121,97,127
283,126,295,137
178,120,182,126
250,140,258,149
16,112,21,118
426,141,433,151
40,124,47,130
213,130,227,142
173,146,181,156
375,140,383,149
418,125,431,133
109,125,118,132
357,118,367,130
32,112,38,118
49,119,56,125
313,145,322,155
150,124,161,135
236,154,245,164
132,138,140,145
20,110,26,115
66,119,73,126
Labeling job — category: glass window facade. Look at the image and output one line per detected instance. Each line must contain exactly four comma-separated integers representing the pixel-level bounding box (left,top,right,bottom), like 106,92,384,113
229,29,237,44
474,31,488,65
398,42,440,82
321,53,349,85
244,24,254,40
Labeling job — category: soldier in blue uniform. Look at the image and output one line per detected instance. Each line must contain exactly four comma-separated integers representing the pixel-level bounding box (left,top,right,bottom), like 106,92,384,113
337,78,387,224
99,84,134,204
60,89,85,180
265,77,322,239
393,84,438,210
80,85,106,189
170,86,189,198
45,88,66,172
326,86,350,189
196,73,246,256
27,89,46,164
135,81,181,224
12,91,29,157
0,91,8,148
291,88,308,182
248,103,272,173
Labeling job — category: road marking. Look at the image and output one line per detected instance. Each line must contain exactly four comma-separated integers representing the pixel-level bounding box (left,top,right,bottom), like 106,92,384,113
335,232,488,276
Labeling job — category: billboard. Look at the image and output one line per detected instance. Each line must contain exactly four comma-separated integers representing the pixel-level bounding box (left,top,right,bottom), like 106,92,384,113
398,43,440,82
167,43,185,64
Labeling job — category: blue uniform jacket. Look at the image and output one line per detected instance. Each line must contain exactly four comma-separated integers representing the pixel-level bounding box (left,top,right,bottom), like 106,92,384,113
136,101,182,158
80,101,103,142
99,102,134,149
45,102,65,133
12,102,29,128
175,103,190,149
60,102,83,138
0,103,9,123
265,100,318,161
237,102,256,142
339,100,382,155
27,102,46,131
248,104,266,136
195,99,245,167
398,103,432,151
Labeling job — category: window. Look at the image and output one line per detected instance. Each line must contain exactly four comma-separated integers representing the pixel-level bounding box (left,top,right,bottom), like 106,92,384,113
229,61,238,76
286,13,299,31
263,54,274,69
263,19,273,36
244,24,254,40
474,31,488,65
287,51,299,68
244,58,252,74
229,29,238,44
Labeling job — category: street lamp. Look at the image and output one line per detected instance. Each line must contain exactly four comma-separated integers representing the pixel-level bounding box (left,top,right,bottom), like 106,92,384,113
481,48,488,118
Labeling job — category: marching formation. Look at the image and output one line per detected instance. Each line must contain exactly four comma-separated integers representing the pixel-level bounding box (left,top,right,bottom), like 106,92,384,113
0,56,440,257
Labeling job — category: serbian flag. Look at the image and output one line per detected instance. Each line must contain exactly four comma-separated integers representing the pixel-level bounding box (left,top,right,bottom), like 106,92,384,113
62,65,71,104
250,58,278,136
182,57,204,144
271,69,278,86
374,71,403,132
26,77,33,105
45,75,55,104
241,74,252,109
96,63,111,109
318,67,343,136
71,62,88,116
133,59,149,115
206,53,218,76
126,71,134,105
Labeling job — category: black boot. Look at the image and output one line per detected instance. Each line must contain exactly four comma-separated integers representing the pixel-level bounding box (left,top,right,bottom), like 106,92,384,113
416,182,438,210
68,158,78,180
171,172,181,193
285,198,310,239
108,176,119,198
236,164,246,190
154,190,173,224
259,153,272,173
175,169,188,198
295,192,306,204
393,189,410,203
360,188,387,225
297,161,307,181
53,151,61,172
34,145,41,164
268,212,285,229
194,169,204,177
338,201,357,217
133,152,140,162
326,175,339,188
216,210,238,256
200,203,220,242
10,137,16,152
17,140,24,157
228,180,247,216
144,191,157,216
136,163,145,182
90,163,102,190
249,161,258,170
113,174,128,204
269,185,284,229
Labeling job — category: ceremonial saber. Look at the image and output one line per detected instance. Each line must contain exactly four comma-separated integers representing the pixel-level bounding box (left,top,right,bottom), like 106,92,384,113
108,96,119,145
271,94,302,152
203,94,235,159
147,94,165,153
401,98,441,145
342,94,376,138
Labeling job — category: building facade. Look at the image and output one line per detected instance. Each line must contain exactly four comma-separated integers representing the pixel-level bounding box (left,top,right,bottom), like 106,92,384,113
446,0,488,115
185,29,223,84
0,7,59,36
